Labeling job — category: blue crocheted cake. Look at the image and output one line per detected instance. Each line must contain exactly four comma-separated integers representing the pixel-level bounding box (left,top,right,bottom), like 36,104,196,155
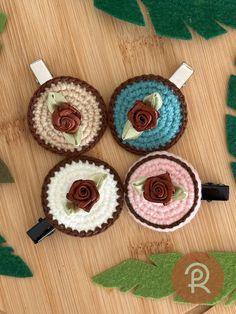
109,75,187,154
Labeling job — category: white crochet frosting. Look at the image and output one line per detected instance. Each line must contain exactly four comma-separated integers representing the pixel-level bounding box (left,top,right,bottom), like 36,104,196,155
31,80,103,152
46,160,120,232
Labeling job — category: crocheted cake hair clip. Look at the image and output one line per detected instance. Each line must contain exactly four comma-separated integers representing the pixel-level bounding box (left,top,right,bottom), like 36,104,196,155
125,152,229,232
109,63,194,155
28,59,107,156
27,156,124,243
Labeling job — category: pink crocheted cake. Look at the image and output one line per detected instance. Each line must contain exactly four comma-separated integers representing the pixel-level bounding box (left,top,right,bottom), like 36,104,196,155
125,152,202,232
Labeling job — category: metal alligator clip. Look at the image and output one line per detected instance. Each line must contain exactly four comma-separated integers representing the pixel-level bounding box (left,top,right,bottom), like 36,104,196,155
169,62,194,89
30,59,53,85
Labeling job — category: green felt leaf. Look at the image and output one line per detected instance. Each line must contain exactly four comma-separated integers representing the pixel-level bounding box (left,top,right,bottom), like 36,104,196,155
208,252,236,305
174,295,187,304
0,236,5,244
231,162,236,181
94,0,236,40
143,92,163,111
0,160,14,183
227,75,236,110
93,252,236,305
0,13,7,33
94,0,145,26
47,92,66,113
93,253,182,299
0,234,32,278
122,120,143,141
226,114,236,158
89,173,108,190
143,0,230,40
226,289,236,305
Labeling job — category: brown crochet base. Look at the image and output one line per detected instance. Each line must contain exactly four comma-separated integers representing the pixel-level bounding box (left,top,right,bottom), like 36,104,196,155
28,76,107,156
124,153,200,230
109,75,188,155
42,156,124,237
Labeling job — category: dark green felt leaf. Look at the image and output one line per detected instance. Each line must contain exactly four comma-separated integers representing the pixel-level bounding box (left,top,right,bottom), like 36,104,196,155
0,235,32,278
226,115,236,158
93,253,182,299
94,0,145,26
0,12,7,33
0,160,14,183
94,0,236,40
143,0,231,40
0,235,5,244
227,75,236,110
231,162,236,180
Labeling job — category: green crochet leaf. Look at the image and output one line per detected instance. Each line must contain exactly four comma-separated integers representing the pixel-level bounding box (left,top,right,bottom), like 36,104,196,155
93,252,236,305
0,235,32,278
94,0,145,26
0,12,7,33
0,160,14,183
93,253,182,298
94,0,236,40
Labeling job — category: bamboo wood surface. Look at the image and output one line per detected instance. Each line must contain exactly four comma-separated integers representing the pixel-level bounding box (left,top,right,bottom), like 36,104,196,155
0,0,236,313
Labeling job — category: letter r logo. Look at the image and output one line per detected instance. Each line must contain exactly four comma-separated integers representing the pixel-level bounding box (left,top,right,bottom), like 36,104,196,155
185,262,210,294
172,253,224,303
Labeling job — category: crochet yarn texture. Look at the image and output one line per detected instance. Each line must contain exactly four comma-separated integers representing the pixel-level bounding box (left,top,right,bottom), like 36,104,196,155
112,78,186,152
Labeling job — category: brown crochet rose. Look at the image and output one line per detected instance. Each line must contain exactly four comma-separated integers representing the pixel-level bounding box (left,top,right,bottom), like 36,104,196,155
52,103,81,134
66,179,100,212
143,172,175,206
128,100,159,132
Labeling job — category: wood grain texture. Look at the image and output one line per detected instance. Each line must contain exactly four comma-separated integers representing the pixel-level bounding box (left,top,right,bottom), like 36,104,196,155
0,0,236,313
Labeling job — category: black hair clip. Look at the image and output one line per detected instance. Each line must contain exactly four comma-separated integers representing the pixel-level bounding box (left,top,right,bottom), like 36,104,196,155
202,183,229,202
27,218,55,244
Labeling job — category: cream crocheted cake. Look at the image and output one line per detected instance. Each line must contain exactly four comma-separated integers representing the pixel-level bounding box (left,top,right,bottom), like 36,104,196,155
28,77,107,155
